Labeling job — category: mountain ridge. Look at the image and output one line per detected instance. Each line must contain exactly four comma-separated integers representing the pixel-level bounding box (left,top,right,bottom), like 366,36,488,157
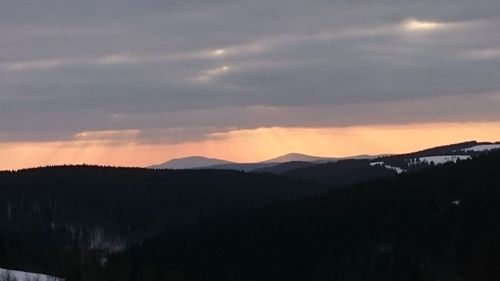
261,153,337,163
148,152,373,170
148,141,500,171
149,156,233,169
148,152,336,170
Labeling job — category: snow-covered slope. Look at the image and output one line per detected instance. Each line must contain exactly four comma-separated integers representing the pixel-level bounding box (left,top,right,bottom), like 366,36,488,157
370,162,405,174
462,144,500,152
419,155,471,165
370,154,472,174
0,268,63,281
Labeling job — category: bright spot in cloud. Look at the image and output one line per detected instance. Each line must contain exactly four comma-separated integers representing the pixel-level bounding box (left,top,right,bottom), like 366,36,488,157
213,49,226,56
5,59,69,71
193,65,231,82
403,19,442,31
467,48,500,60
96,54,135,65
74,129,141,141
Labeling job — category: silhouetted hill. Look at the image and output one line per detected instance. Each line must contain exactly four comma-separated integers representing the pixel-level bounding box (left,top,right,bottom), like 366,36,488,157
147,142,497,173
113,150,500,281
283,159,397,184
0,166,330,278
206,162,278,172
273,141,500,181
252,161,317,174
149,156,233,169
262,153,337,163
373,141,500,170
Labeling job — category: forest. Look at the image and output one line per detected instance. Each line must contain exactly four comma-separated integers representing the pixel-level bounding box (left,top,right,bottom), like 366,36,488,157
1,149,499,280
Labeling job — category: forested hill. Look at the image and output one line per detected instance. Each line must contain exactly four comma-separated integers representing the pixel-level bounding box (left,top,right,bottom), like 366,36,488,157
112,151,500,281
2,149,500,281
0,166,331,277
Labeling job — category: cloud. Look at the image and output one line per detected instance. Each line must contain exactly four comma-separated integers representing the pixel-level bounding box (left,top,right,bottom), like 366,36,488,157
465,48,500,60
0,0,499,144
3,91,499,144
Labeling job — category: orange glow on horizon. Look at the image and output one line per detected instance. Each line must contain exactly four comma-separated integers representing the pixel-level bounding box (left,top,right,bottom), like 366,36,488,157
2,122,500,170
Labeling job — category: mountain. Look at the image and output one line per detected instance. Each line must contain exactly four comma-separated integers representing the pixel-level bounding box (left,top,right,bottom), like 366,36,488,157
148,141,500,174
114,150,500,281
149,156,233,169
149,153,334,171
262,153,337,163
149,141,500,171
148,153,337,171
148,153,379,172
204,154,379,172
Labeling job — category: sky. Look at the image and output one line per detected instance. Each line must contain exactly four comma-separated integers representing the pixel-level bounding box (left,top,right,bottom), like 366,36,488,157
1,0,500,169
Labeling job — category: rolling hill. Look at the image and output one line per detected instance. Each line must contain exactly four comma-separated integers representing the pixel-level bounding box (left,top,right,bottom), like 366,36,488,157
113,150,500,281
2,141,500,281
149,156,233,169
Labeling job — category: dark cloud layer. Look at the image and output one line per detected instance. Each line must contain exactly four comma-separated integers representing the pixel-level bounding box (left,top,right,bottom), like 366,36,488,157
1,0,499,142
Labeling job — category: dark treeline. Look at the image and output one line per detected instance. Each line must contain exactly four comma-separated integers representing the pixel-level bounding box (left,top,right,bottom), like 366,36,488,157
107,151,500,281
0,166,332,279
281,159,396,184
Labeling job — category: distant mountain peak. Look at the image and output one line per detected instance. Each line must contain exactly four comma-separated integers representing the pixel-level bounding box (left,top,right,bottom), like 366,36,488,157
149,156,233,169
262,153,336,163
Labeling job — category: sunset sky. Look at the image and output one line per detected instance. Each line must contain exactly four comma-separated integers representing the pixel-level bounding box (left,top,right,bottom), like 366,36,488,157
1,0,500,170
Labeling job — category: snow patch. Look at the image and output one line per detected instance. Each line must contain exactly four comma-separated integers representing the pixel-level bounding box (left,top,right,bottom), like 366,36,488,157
419,155,471,165
384,165,405,174
462,144,500,152
370,162,405,174
0,268,63,281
